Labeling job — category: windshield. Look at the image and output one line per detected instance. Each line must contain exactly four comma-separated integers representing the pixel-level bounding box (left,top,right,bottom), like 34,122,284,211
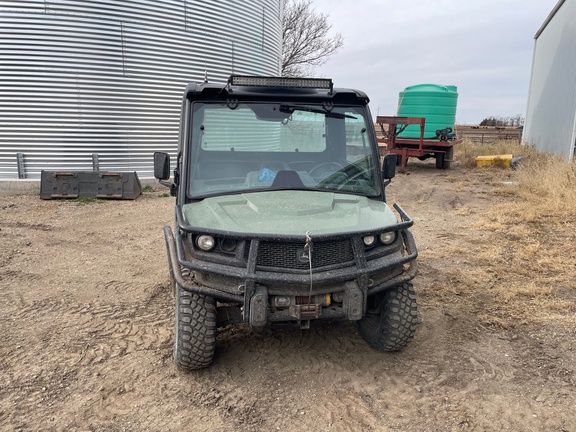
187,102,380,199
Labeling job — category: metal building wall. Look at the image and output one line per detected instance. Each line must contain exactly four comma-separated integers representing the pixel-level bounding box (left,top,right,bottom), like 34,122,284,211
523,0,576,160
0,0,282,179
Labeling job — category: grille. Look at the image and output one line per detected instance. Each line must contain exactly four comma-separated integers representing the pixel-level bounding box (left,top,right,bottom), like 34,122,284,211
254,239,355,270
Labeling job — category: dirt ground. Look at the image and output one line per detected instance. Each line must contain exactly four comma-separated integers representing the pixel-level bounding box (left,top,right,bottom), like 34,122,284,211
1,160,574,432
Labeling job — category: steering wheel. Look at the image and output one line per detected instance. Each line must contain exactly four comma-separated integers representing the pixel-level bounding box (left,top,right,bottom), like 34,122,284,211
309,162,345,181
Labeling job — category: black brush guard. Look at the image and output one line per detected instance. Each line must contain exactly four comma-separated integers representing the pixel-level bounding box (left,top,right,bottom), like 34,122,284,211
163,203,418,325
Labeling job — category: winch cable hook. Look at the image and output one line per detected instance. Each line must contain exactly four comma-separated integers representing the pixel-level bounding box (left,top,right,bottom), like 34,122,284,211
305,231,313,303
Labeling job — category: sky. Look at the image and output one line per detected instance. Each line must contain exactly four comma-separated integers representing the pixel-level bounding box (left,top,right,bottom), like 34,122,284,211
309,0,559,124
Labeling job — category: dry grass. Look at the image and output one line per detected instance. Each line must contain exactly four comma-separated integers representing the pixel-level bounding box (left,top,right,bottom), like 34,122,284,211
454,206,472,216
462,143,576,328
515,154,576,215
432,142,576,328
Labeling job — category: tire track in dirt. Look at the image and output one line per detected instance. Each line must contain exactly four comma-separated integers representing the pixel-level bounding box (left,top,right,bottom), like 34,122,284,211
328,392,387,431
204,308,525,431
0,269,42,287
0,364,79,430
1,221,55,231
0,282,173,430
196,323,406,431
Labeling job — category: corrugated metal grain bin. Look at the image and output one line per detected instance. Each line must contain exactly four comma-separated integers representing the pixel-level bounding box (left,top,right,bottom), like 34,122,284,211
0,0,282,181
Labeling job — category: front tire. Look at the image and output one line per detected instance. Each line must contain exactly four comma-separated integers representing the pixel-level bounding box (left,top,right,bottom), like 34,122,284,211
174,283,217,370
358,283,418,351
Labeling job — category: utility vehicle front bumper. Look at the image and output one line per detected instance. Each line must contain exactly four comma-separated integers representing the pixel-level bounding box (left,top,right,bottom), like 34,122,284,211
163,204,418,326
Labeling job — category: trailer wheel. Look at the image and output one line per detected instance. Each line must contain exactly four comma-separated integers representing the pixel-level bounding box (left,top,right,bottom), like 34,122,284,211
435,151,446,169
358,283,418,351
174,282,217,370
444,146,454,169
444,146,454,168
435,146,454,169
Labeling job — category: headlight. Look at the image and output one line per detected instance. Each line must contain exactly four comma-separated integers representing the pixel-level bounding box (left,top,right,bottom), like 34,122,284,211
196,235,215,251
220,238,237,252
363,235,377,247
379,232,396,245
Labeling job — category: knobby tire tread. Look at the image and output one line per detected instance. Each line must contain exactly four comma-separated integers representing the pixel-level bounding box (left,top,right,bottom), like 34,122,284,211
358,282,418,352
174,285,217,371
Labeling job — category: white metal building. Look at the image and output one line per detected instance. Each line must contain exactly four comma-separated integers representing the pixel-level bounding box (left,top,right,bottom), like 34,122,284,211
0,0,282,180
523,0,576,159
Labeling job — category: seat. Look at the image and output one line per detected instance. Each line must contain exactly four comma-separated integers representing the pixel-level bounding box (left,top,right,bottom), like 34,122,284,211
270,170,305,189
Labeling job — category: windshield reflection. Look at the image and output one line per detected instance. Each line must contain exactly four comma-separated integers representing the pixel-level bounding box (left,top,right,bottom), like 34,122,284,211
187,102,379,199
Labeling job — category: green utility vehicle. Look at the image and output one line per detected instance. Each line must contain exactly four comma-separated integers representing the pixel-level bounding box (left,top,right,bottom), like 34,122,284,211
154,76,419,370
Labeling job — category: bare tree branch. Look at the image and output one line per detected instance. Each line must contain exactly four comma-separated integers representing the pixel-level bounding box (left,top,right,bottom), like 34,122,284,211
282,0,343,77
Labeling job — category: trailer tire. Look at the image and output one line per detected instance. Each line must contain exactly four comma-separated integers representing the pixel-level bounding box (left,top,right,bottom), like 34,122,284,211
445,146,454,169
435,146,453,169
358,283,418,351
435,151,446,169
174,282,217,370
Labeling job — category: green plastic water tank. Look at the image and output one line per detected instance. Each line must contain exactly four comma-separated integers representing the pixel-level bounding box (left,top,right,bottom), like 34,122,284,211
396,84,458,139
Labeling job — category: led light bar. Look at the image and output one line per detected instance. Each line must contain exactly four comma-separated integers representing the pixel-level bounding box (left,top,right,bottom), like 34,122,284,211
229,75,333,90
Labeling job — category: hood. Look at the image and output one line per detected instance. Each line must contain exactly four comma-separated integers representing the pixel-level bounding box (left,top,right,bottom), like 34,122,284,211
181,190,398,236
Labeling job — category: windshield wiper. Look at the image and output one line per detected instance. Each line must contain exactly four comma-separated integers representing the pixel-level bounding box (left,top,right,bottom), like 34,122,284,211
280,105,357,119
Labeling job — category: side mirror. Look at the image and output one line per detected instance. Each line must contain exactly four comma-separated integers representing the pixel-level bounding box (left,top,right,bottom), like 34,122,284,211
382,154,397,180
154,152,170,180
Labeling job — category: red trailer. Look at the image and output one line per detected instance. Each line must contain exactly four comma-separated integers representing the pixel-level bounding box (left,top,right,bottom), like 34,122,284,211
376,116,461,171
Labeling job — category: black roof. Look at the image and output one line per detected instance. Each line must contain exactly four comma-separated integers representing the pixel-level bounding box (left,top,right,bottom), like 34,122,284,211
183,76,370,105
